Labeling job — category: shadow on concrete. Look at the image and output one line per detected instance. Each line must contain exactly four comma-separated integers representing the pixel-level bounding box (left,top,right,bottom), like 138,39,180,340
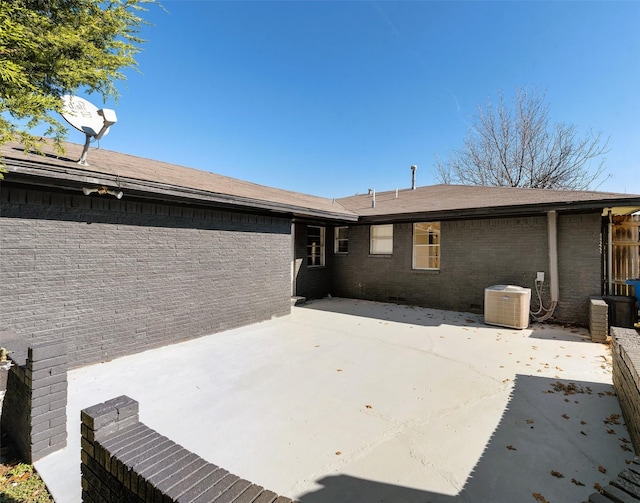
298,374,633,503
301,298,484,329
302,297,594,344
527,322,594,343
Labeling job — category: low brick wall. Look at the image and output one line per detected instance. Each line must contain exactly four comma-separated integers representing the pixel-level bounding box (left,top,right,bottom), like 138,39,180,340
587,457,640,502
611,326,640,453
0,332,68,463
81,396,298,503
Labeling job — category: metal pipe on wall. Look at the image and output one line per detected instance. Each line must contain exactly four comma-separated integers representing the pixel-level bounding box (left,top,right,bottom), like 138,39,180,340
548,210,559,303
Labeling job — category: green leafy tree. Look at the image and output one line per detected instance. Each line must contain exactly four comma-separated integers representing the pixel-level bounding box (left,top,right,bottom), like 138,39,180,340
0,0,156,178
436,87,609,190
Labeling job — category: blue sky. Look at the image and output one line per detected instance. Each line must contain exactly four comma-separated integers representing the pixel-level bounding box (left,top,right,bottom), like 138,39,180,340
70,1,640,198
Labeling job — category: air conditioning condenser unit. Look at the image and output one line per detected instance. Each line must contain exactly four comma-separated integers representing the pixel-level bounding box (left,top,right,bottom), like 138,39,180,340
484,285,531,329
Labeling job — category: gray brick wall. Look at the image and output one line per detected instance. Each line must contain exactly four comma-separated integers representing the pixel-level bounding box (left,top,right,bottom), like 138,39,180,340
556,212,603,323
0,334,68,463
611,326,640,453
330,212,602,324
81,395,297,503
0,187,291,368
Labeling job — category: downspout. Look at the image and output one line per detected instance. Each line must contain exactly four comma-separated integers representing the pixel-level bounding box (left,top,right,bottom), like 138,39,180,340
548,210,559,305
531,210,559,322
607,209,613,295
291,222,296,297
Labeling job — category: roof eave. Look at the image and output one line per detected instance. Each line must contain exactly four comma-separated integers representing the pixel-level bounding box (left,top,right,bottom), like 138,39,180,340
3,162,359,222
357,199,640,223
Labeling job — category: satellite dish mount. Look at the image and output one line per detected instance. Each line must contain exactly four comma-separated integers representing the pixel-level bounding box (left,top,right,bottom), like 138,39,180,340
60,95,118,166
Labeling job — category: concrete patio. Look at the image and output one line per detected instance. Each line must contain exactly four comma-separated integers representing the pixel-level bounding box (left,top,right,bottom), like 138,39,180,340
35,298,633,503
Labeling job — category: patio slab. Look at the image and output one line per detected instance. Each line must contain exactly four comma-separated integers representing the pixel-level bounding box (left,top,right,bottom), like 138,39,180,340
35,298,634,502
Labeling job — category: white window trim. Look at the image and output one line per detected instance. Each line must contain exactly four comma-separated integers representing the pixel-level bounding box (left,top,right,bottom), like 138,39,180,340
370,224,393,255
334,226,349,254
412,222,440,270
307,225,325,267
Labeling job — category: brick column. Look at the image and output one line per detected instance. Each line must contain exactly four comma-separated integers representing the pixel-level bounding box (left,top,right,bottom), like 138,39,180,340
81,395,141,503
1,339,68,463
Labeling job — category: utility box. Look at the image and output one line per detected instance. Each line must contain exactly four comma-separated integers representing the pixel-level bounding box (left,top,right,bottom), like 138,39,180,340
484,285,531,329
603,295,638,329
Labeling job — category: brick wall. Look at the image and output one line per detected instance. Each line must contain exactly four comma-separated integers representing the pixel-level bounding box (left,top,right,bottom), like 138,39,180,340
330,212,602,325
0,186,292,368
81,395,297,503
0,333,68,463
556,213,603,323
611,326,640,453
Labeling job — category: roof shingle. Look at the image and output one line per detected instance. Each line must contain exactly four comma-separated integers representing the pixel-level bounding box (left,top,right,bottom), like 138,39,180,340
3,141,639,221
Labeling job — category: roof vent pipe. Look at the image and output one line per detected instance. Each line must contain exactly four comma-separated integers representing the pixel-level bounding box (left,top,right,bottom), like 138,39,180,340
371,189,376,208
411,165,417,190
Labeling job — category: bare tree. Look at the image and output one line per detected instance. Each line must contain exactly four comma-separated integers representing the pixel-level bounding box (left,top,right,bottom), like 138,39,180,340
436,87,609,190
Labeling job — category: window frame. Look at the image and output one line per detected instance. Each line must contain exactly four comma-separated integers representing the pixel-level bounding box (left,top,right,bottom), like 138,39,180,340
370,224,394,255
307,225,326,267
412,222,440,270
334,226,349,254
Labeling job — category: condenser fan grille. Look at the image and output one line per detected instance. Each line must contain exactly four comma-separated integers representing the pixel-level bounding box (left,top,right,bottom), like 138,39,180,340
484,285,531,329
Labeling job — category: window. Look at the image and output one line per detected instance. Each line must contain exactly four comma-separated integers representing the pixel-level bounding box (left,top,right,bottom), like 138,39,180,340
334,226,349,254
413,222,440,270
370,224,393,254
307,226,325,267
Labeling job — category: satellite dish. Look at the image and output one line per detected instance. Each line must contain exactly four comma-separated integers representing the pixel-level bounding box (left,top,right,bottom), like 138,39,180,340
60,95,118,166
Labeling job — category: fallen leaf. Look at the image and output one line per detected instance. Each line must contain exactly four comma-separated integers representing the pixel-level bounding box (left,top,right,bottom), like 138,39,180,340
580,420,586,425
336,369,342,372
526,419,534,424
335,451,342,455
506,445,517,451
621,444,632,452
594,482,603,493
598,466,606,474
551,470,564,478
604,414,620,425
580,431,587,436
571,478,585,486
562,414,570,419
607,429,616,435
365,405,372,409
532,493,549,503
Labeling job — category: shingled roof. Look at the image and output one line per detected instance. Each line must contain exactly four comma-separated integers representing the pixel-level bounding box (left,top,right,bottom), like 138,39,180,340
3,140,639,222
337,185,640,222
0,141,358,221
